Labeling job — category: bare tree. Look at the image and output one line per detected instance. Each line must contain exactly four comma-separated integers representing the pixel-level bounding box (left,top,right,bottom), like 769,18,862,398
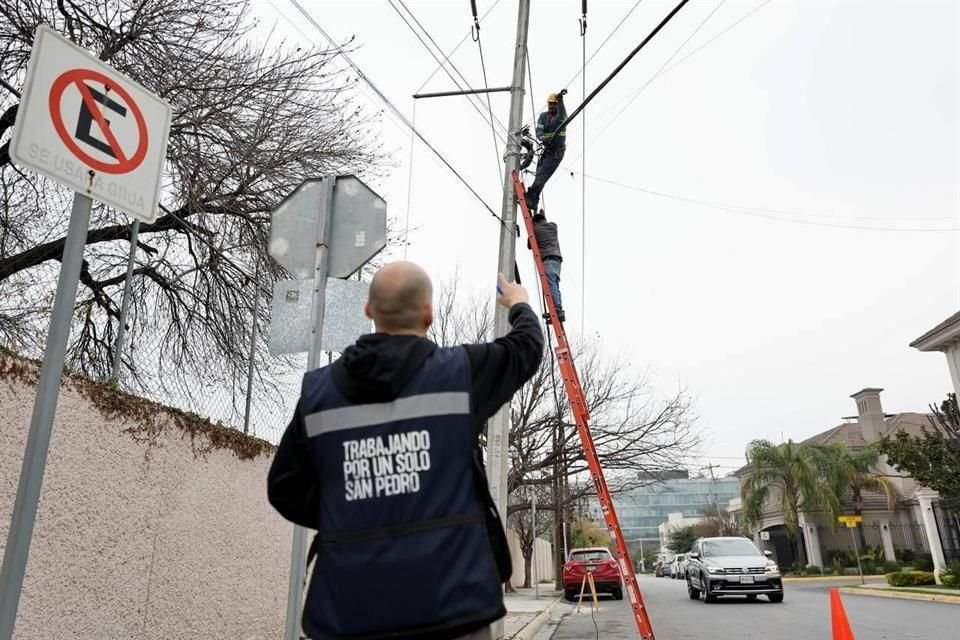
0,1,384,411
506,484,553,589
430,277,700,591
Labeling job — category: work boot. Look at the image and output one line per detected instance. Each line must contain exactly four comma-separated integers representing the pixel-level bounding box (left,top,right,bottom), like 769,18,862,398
525,195,536,212
557,308,566,323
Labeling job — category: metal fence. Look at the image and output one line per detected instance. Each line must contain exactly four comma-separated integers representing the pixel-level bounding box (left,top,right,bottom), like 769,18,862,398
817,522,929,566
0,214,303,445
933,498,960,564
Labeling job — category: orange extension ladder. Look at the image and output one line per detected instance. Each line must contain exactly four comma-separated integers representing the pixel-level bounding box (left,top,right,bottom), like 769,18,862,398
513,171,656,640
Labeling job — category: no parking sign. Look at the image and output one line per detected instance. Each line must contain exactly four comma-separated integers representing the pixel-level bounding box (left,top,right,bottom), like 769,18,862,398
9,24,170,222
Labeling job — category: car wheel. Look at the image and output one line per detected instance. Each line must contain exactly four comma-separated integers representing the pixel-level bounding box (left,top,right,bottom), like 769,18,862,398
612,588,623,600
768,593,784,603
564,590,576,602
702,575,717,603
687,578,700,600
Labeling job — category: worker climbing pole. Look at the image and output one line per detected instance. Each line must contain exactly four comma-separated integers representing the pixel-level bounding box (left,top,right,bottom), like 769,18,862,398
514,171,655,640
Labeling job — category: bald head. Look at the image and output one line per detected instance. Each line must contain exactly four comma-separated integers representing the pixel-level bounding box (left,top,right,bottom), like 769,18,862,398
365,261,434,335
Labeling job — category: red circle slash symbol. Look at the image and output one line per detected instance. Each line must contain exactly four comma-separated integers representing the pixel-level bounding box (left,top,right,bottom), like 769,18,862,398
49,68,148,175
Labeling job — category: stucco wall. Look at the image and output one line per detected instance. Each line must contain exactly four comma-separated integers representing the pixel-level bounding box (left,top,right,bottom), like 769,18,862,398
505,529,553,588
0,358,292,640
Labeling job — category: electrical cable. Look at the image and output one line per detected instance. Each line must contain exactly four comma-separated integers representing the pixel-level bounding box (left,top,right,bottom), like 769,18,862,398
552,0,691,141
415,0,503,94
518,0,643,129
286,0,507,228
573,0,726,161
578,172,959,232
470,0,506,189
402,99,417,259
564,0,642,92
392,0,508,144
580,0,587,331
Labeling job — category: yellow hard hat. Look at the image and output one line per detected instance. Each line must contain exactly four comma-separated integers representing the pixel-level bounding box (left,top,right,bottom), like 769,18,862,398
547,92,558,103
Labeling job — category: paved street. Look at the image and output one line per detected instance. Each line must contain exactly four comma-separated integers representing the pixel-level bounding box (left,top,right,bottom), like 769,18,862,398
535,575,958,639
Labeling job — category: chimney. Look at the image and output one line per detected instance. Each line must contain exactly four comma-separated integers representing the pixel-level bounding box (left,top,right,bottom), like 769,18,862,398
851,388,886,443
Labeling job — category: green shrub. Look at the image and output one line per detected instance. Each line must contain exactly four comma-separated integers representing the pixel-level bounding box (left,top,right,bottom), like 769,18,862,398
895,548,915,564
939,561,960,588
789,560,805,575
886,571,936,587
913,552,934,572
860,559,877,575
882,561,901,574
805,565,822,575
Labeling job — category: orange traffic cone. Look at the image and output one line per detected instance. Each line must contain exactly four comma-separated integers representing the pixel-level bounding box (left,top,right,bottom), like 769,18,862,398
830,588,855,640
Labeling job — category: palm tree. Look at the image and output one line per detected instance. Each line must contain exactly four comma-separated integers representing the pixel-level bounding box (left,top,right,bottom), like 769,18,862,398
823,442,897,550
741,439,836,566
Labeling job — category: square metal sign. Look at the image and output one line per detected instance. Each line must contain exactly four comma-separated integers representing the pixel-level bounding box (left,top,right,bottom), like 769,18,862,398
269,278,372,356
9,25,172,223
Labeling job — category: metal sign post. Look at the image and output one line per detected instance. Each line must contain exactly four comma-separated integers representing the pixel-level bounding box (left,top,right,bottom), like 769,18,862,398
532,493,538,599
269,175,386,640
0,194,91,640
839,515,865,585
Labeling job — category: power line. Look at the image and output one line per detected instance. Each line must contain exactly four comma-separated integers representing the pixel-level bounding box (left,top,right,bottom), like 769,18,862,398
575,0,772,158
574,0,727,161
415,0,504,94
390,0,508,145
562,0,644,105
470,0,506,189
553,0,691,140
580,1,588,331
578,172,959,232
286,0,506,226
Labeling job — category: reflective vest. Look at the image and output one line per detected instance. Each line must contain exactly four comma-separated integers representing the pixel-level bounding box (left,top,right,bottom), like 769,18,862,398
300,346,505,640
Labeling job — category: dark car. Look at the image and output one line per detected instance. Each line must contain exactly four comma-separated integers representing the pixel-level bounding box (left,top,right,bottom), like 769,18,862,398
654,560,672,578
686,536,784,603
563,547,623,601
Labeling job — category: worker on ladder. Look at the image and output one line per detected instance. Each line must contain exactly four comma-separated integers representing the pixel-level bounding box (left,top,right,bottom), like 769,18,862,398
527,209,564,323
524,90,567,213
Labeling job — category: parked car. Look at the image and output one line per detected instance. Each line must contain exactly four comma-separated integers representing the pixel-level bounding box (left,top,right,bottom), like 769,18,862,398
654,559,672,578
671,553,687,579
563,547,623,601
686,536,783,603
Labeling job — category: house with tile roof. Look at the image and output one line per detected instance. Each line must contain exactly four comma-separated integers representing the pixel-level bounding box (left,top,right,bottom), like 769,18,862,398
730,388,935,569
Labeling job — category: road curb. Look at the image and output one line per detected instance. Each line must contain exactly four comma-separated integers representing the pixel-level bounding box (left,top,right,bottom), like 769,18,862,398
839,586,960,605
511,596,562,640
782,576,880,583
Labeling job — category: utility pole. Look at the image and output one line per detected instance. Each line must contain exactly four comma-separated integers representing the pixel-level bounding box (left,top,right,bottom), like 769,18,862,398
702,463,721,514
487,3,530,638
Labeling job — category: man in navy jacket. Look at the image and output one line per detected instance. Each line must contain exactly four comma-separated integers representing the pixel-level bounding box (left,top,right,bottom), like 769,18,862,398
268,263,543,640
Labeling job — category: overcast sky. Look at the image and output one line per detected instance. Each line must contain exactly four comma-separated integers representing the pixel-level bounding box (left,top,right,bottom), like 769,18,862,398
250,0,959,474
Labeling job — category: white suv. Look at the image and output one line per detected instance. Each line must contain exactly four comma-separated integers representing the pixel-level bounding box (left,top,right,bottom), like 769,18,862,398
686,537,783,603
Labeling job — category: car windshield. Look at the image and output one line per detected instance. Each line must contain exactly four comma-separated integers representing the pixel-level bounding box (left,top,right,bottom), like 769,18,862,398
702,539,760,557
570,550,611,562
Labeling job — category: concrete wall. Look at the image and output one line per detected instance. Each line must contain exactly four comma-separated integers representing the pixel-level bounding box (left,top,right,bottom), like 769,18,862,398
0,356,291,640
505,529,553,588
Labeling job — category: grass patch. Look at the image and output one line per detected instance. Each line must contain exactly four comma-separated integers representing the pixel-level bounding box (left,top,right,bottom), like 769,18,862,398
853,585,960,596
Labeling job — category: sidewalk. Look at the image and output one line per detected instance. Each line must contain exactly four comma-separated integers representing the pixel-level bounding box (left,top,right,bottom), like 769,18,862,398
840,583,960,604
504,585,562,639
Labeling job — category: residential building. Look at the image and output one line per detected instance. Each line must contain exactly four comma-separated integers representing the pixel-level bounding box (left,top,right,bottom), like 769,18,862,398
732,387,933,570
911,310,960,399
